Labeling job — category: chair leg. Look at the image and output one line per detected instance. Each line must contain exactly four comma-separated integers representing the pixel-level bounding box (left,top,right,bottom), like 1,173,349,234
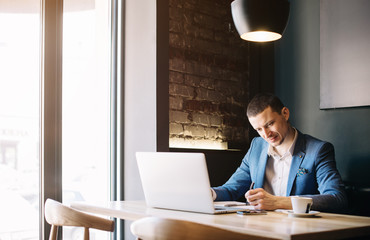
49,225,58,240
84,227,90,240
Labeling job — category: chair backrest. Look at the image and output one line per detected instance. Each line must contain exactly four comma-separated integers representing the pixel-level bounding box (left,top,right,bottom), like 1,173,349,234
130,216,276,240
44,198,114,240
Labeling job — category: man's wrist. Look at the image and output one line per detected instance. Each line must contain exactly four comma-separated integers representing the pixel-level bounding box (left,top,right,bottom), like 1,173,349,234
278,196,292,209
210,188,217,200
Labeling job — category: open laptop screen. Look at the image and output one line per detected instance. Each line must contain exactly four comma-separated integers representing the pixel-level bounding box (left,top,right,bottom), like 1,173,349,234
136,152,217,214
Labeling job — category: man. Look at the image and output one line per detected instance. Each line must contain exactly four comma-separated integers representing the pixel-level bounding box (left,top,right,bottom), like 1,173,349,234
212,93,347,213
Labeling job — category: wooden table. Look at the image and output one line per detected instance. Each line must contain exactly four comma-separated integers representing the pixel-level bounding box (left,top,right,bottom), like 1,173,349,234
71,200,370,240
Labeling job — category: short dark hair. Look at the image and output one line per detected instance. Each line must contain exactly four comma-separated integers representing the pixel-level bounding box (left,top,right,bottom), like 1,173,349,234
247,93,285,118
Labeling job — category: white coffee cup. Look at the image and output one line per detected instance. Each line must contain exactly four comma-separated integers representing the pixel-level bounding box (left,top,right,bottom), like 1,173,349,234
291,196,313,214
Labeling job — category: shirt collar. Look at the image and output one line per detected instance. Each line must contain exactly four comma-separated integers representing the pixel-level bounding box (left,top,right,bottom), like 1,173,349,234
267,128,298,158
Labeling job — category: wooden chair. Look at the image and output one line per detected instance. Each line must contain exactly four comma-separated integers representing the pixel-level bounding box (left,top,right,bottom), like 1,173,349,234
44,198,114,240
130,216,276,240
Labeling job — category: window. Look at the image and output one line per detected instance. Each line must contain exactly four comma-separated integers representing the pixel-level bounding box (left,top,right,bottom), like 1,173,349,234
0,0,115,239
0,1,41,239
62,1,111,238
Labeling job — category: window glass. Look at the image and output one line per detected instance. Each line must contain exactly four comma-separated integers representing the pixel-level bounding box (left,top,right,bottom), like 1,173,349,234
62,0,111,239
0,2,41,239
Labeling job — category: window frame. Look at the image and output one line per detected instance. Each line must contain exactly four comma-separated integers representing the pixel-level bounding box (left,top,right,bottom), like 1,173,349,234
40,0,63,239
39,0,119,239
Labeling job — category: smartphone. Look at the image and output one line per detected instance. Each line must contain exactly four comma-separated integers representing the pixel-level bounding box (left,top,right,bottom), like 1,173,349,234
237,210,267,215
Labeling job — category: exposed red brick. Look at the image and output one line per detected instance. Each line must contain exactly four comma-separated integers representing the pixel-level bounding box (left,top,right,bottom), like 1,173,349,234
169,0,250,149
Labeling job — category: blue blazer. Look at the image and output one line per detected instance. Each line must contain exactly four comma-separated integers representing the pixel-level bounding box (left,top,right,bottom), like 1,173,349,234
213,131,348,213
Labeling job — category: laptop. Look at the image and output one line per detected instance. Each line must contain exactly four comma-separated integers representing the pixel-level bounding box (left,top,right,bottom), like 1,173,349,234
136,152,246,214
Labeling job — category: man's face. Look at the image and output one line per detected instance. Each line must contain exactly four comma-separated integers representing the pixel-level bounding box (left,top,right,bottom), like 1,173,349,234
248,106,290,147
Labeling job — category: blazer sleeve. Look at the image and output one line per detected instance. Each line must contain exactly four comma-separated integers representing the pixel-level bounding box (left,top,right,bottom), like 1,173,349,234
212,139,255,201
301,142,348,213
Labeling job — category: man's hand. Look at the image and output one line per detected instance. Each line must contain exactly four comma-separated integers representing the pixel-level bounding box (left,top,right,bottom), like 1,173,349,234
245,188,292,210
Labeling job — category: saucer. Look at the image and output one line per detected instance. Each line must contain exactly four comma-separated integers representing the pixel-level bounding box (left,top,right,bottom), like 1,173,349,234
283,210,320,218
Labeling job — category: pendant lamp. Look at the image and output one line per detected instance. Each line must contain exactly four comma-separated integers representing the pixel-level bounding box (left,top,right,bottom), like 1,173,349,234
231,0,290,42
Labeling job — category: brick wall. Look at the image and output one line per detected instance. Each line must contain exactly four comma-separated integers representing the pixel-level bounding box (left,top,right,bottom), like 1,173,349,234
169,0,251,150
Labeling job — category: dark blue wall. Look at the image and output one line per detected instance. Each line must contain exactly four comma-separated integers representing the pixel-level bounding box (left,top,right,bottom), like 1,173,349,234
275,0,370,186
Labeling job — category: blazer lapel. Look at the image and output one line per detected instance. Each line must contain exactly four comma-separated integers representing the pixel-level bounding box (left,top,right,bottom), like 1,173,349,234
286,131,306,196
255,142,268,189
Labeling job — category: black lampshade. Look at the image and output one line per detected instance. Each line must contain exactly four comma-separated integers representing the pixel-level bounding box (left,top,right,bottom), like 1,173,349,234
231,0,290,42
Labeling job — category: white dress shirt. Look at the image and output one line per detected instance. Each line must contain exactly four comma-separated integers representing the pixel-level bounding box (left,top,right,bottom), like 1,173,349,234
263,128,298,196
211,128,298,200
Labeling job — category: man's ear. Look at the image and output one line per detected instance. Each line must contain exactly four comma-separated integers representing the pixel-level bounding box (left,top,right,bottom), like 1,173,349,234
282,107,290,121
